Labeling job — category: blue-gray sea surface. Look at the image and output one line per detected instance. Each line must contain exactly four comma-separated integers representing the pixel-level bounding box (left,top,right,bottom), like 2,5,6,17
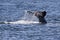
0,0,60,40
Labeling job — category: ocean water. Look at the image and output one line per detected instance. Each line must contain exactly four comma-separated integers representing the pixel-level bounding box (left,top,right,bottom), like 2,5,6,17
0,0,60,40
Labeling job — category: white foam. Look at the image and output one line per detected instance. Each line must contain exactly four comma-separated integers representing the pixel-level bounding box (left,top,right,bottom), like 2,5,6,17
8,20,39,24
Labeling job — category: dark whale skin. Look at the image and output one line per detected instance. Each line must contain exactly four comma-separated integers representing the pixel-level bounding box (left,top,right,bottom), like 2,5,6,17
34,11,47,24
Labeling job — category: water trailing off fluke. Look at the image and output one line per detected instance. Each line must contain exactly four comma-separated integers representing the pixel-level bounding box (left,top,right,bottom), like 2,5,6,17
0,10,39,24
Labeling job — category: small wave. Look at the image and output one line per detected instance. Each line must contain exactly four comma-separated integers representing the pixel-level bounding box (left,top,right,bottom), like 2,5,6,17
45,23,60,26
